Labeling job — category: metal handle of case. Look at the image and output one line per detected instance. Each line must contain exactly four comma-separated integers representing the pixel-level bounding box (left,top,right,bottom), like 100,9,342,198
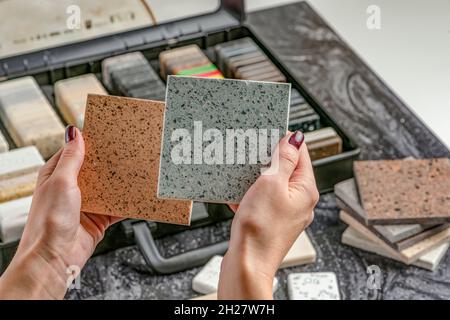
133,221,229,274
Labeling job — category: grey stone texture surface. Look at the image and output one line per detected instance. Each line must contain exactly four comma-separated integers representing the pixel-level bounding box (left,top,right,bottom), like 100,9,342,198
158,75,290,203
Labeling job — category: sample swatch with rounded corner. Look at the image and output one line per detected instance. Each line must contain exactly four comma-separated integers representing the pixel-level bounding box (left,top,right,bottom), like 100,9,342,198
78,94,192,225
158,76,290,203
354,158,450,225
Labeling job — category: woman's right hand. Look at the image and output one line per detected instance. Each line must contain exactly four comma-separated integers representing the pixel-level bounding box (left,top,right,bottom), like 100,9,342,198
218,131,319,300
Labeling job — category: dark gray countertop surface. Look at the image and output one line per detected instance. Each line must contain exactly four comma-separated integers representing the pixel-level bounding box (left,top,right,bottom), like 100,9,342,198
67,2,450,300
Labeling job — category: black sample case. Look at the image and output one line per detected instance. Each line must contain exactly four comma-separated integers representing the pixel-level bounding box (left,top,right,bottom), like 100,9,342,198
0,0,359,274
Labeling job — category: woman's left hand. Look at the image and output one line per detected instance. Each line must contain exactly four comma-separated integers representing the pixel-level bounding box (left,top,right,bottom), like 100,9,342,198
0,126,122,299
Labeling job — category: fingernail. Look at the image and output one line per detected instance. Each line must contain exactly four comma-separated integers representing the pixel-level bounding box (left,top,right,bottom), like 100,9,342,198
288,131,304,149
65,125,76,143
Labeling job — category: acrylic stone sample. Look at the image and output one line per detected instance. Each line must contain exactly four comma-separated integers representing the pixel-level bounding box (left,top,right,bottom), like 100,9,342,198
214,37,285,82
0,131,8,153
0,146,44,179
54,74,107,128
288,88,320,133
0,171,38,203
102,52,145,91
354,159,450,224
158,76,290,203
287,272,340,300
280,231,316,268
335,179,425,242
102,52,166,100
342,227,450,271
303,127,342,161
192,255,223,294
78,94,192,224
334,178,446,250
0,196,32,242
0,77,65,159
159,45,223,79
339,210,450,264
192,255,279,295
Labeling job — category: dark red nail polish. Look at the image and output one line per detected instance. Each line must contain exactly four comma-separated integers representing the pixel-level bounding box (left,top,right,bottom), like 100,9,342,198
288,131,304,149
65,125,76,143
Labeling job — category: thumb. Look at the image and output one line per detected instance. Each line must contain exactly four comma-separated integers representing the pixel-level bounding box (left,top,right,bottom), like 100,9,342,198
53,126,85,185
266,131,304,181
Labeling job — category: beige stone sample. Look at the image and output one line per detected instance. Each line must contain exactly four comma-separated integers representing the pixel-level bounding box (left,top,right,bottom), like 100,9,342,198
55,74,107,128
0,77,65,159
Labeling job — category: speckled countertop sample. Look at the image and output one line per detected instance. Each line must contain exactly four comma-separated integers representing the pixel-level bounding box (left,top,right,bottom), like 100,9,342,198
66,2,450,300
158,76,290,203
354,159,450,225
335,178,432,244
78,94,192,225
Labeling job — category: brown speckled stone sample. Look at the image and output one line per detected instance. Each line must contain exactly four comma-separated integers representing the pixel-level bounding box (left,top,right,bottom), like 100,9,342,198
78,94,192,225
334,178,447,250
354,159,450,225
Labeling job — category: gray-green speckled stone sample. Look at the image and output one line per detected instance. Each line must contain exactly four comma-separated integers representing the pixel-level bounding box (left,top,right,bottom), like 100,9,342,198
158,76,290,203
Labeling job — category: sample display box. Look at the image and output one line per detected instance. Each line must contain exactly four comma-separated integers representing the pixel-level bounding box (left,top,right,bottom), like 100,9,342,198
0,1,360,274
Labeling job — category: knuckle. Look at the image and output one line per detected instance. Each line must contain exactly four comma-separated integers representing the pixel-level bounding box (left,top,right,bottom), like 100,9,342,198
62,146,83,159
45,215,60,229
51,174,73,190
297,182,319,208
279,148,298,169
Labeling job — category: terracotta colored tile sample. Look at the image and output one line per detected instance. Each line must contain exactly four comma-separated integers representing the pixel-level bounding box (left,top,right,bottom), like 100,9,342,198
354,159,450,224
342,227,449,271
54,74,108,128
158,76,290,203
0,77,65,159
78,94,192,225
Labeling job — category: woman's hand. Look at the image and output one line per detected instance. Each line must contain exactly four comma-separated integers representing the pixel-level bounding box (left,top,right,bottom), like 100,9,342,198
218,131,319,300
0,126,122,299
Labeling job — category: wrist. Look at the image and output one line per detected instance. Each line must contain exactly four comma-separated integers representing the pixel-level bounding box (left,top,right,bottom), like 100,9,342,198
0,246,68,299
219,237,275,300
